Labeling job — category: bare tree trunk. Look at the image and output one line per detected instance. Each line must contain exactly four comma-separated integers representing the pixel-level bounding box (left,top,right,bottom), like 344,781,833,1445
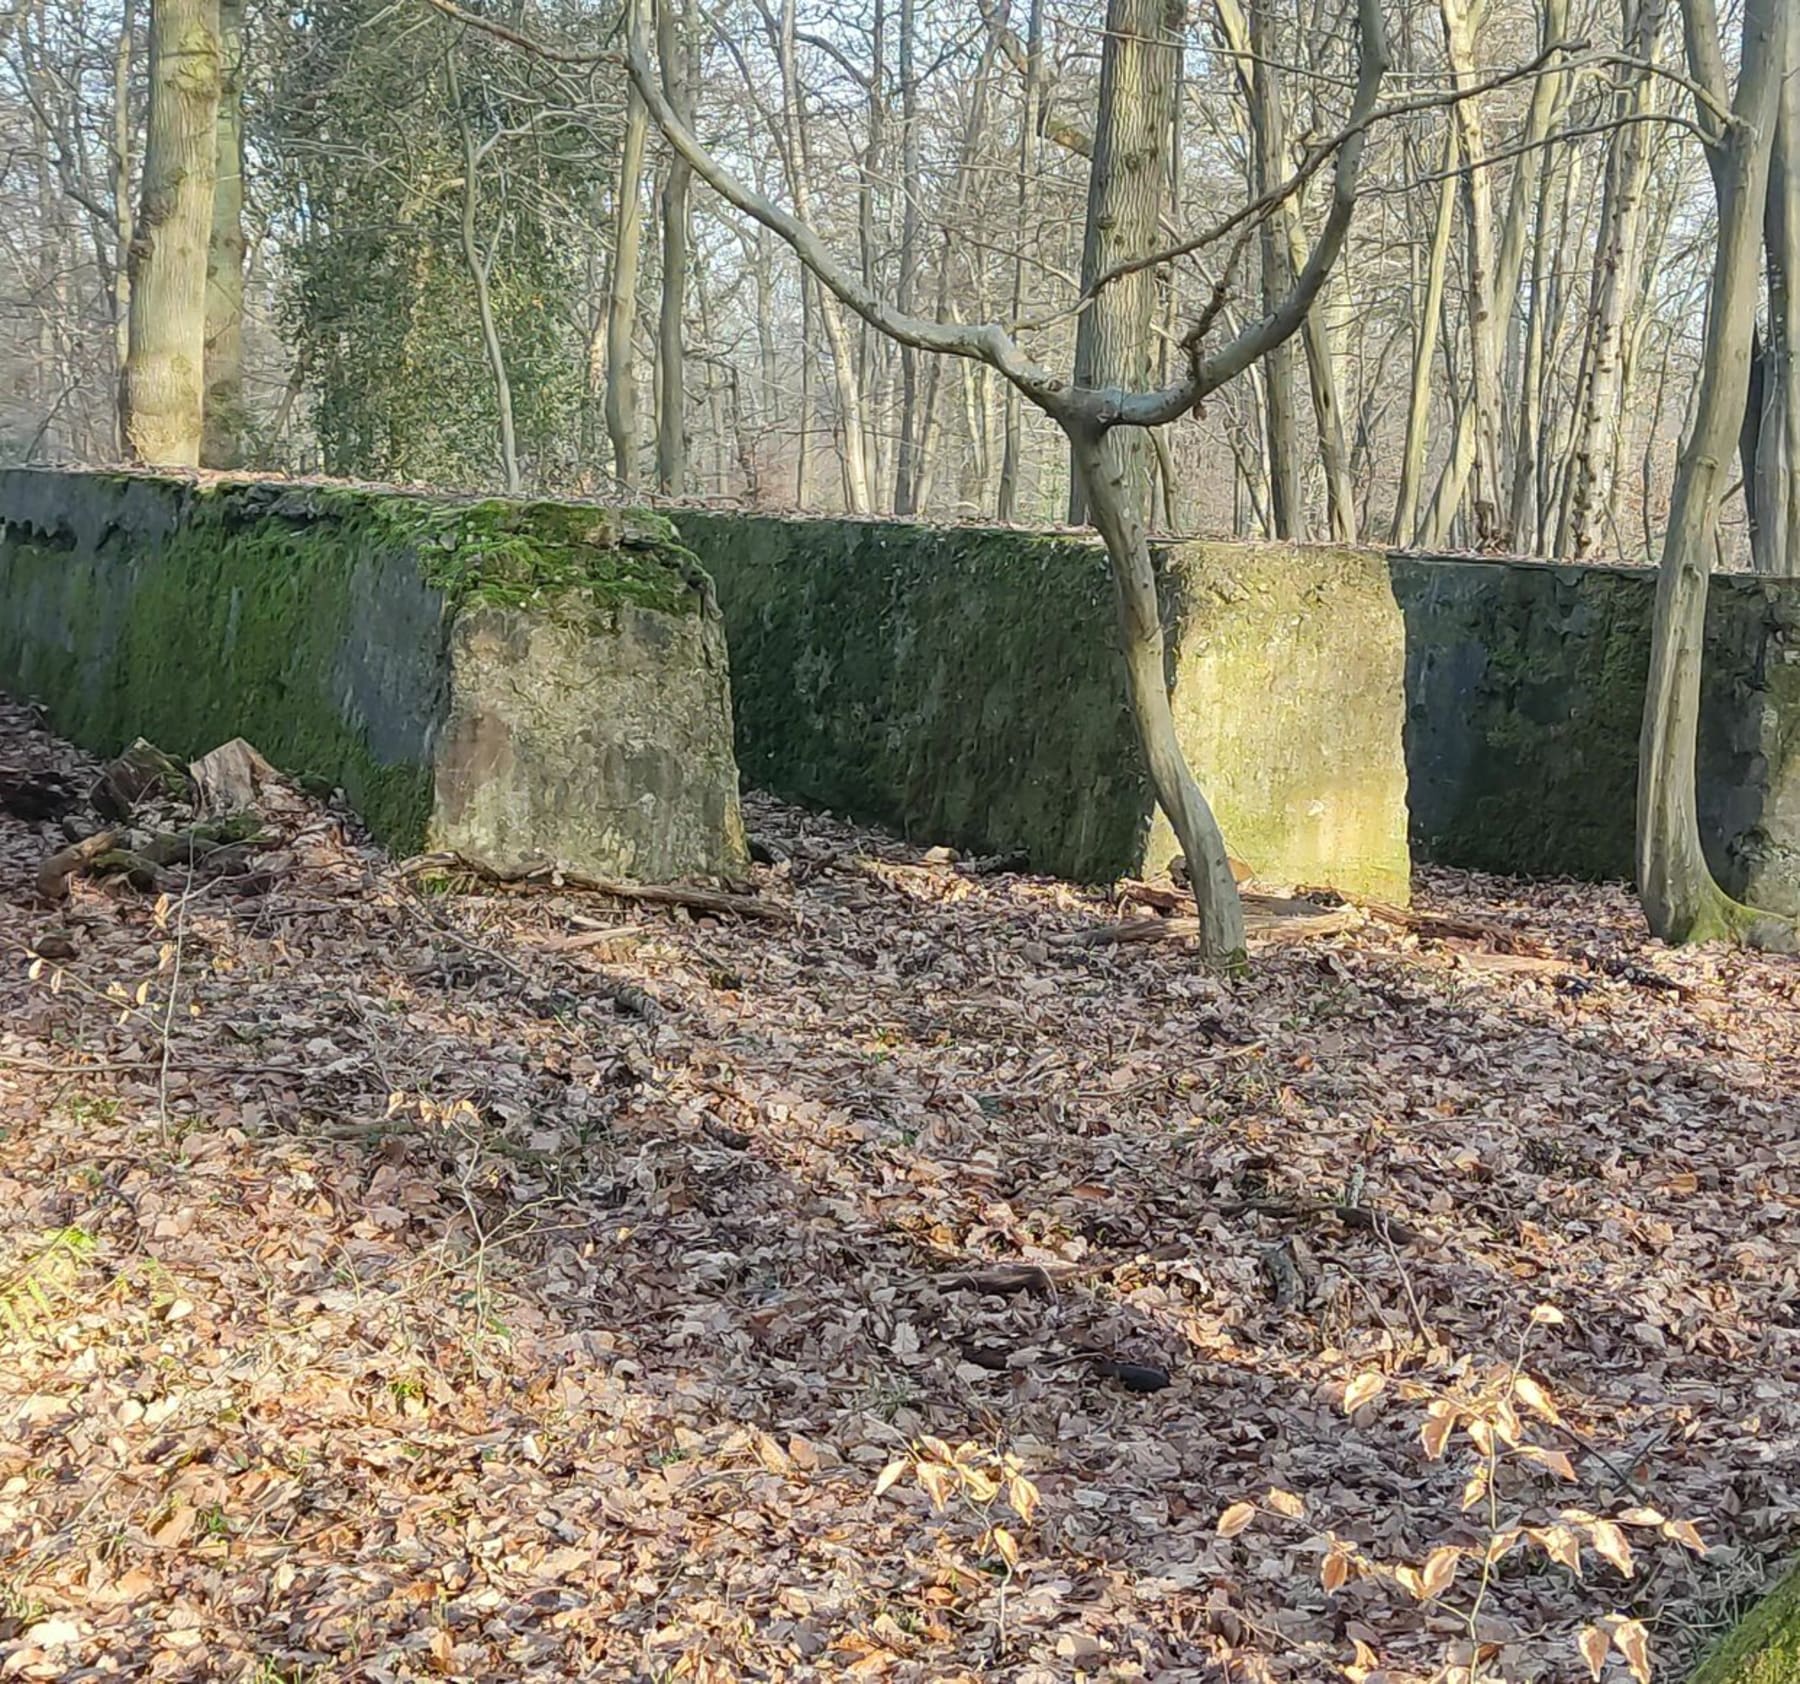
1639,0,1788,943
1752,23,1800,574
893,0,922,514
449,56,521,495
1393,124,1458,546
606,89,649,489
1419,0,1568,546
1066,0,1183,528
121,0,222,467
1567,0,1668,559
655,0,691,494
1246,0,1305,539
1071,426,1246,956
201,0,245,468
109,0,137,456
997,0,1045,521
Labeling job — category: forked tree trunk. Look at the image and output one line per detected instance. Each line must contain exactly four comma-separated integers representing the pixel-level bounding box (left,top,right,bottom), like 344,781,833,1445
201,0,245,468
121,0,222,467
1070,426,1247,958
606,89,649,489
1638,0,1788,943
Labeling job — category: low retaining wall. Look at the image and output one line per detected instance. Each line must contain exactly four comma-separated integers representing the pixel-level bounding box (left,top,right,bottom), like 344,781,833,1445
678,512,1412,901
0,471,746,881
1392,556,1800,915
680,512,1800,913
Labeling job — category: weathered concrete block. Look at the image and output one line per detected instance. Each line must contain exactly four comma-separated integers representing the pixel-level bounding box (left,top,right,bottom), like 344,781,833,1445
1153,543,1411,901
0,470,746,882
678,511,1411,900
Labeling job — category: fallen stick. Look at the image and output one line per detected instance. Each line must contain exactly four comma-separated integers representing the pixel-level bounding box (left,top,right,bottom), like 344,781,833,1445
1055,904,1361,949
398,850,793,923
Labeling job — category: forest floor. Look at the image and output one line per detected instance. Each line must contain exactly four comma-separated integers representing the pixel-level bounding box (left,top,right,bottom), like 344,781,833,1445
0,695,1796,1684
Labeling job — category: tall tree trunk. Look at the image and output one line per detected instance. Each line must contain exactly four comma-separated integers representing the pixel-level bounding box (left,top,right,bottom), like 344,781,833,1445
997,0,1045,521
1419,0,1568,547
121,0,222,467
1393,124,1458,545
655,0,691,494
449,57,520,495
606,89,649,489
1246,0,1306,538
1066,0,1182,528
1566,0,1668,559
893,0,922,513
201,0,245,468
1751,24,1800,574
1638,0,1787,943
109,0,137,457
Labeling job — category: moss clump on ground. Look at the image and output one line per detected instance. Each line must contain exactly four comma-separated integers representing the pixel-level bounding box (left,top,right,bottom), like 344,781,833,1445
1688,1558,1800,1684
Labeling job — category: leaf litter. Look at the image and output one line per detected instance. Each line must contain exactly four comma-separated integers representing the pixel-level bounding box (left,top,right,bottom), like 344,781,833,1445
0,693,1795,1682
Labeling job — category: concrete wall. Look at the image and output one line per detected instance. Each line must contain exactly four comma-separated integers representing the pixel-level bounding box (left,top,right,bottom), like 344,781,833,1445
1391,555,1800,914
0,470,746,881
678,511,1412,901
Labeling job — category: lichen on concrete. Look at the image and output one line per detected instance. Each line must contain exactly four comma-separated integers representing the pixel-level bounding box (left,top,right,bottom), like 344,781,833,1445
679,510,1412,899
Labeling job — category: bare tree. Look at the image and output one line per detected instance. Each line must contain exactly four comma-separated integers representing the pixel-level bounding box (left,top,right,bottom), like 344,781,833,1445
1637,0,1790,943
622,0,1390,957
202,0,245,468
121,0,222,466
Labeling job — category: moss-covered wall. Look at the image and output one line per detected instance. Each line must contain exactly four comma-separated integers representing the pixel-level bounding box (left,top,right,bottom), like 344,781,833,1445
678,511,1412,897
0,470,746,880
1391,555,1800,913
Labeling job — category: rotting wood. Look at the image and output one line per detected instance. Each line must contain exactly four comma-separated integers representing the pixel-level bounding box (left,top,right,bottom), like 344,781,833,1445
35,830,121,903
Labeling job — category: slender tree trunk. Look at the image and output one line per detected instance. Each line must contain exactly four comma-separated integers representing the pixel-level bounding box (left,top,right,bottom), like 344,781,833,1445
655,0,691,494
1393,124,1458,546
1419,0,1568,546
998,0,1045,521
1247,1,1306,538
1069,427,1245,957
449,59,520,495
1066,0,1183,528
1752,23,1800,574
607,89,649,489
1639,0,1787,942
893,0,922,513
201,0,245,468
1567,0,1668,558
109,0,137,457
121,0,223,467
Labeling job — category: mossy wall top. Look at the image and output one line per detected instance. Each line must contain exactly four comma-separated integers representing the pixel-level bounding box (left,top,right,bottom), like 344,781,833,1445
0,470,713,852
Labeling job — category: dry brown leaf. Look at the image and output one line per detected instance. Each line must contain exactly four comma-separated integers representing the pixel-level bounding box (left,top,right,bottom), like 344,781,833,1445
1217,1501,1257,1538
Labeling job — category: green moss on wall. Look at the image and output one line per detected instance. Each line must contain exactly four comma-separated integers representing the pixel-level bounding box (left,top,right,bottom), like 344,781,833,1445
1392,556,1800,910
679,511,1147,881
680,512,1411,897
0,472,713,853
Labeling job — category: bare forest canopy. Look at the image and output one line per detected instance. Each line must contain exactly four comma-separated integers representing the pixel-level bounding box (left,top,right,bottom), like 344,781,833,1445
2,0,1793,569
